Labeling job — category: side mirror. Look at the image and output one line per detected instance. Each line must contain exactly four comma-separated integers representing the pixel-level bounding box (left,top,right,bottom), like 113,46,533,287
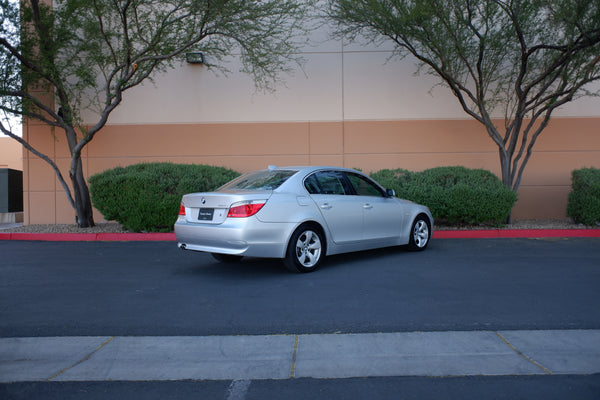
386,189,396,198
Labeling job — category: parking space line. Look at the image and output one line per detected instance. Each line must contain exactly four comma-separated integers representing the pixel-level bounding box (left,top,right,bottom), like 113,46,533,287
226,379,251,400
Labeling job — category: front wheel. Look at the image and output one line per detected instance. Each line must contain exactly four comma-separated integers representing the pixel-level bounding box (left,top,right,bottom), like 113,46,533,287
283,225,325,273
407,215,431,251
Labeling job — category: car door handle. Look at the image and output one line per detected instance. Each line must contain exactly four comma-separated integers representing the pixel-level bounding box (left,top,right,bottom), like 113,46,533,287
320,203,332,210
363,203,373,209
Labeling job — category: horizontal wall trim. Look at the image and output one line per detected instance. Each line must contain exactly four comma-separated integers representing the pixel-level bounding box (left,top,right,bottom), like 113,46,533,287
98,115,600,125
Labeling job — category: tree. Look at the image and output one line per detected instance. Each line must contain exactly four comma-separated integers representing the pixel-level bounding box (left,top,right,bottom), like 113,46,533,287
0,0,313,227
327,0,600,199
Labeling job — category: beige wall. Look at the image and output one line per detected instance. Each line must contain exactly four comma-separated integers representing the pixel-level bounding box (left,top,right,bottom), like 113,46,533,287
0,137,23,171
21,116,600,224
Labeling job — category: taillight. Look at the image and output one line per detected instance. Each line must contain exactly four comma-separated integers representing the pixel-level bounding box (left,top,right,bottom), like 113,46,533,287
227,200,266,218
178,204,186,216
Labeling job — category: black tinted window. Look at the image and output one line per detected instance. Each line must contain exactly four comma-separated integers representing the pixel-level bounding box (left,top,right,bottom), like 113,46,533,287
304,171,349,195
347,173,385,197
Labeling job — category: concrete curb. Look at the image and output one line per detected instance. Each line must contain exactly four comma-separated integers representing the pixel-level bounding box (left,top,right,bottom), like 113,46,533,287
0,229,599,241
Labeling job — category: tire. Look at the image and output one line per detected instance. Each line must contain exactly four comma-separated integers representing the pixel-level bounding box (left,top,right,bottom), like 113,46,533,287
211,253,243,263
407,214,431,251
283,224,325,273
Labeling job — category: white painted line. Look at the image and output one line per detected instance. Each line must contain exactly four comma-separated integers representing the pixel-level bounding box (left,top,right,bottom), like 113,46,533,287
226,379,251,400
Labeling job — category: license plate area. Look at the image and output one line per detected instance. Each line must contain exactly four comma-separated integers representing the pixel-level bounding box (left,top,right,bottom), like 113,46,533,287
197,208,215,221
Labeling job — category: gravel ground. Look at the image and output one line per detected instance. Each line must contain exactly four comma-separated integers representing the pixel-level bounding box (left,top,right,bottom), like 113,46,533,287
0,222,129,233
436,219,594,231
0,219,595,233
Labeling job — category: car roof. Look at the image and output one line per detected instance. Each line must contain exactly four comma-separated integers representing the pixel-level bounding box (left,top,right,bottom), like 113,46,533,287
266,166,373,191
262,166,360,174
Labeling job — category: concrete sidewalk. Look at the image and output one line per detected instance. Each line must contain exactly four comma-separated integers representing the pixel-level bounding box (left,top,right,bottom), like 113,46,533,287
2,330,599,382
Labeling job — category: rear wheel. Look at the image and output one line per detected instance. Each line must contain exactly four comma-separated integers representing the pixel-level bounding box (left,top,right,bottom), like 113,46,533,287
283,224,325,273
408,214,431,251
211,253,243,263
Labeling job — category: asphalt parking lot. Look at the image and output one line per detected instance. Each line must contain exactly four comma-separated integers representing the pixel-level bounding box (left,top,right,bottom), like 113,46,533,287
1,237,599,399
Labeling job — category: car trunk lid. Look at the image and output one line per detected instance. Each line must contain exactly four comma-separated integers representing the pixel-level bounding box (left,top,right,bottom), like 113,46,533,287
181,190,271,224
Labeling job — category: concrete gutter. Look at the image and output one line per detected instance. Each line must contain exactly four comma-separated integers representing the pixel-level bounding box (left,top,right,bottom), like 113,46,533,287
0,229,599,241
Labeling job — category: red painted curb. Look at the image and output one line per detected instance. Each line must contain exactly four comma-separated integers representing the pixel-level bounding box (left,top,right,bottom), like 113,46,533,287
434,230,499,239
0,233,13,241
97,233,176,241
433,229,600,239
0,232,176,241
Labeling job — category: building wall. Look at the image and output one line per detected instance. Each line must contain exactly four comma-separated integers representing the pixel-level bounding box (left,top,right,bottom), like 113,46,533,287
0,137,23,171
22,116,600,224
20,27,600,224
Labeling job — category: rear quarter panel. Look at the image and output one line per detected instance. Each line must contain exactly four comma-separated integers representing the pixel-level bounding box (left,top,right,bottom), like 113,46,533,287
255,192,324,225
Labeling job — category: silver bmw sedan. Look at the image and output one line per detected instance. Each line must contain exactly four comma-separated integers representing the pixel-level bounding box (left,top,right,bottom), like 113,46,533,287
175,166,433,272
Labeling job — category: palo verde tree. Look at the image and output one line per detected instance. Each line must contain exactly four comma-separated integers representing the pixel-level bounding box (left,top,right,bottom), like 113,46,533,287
327,0,600,200
0,0,313,227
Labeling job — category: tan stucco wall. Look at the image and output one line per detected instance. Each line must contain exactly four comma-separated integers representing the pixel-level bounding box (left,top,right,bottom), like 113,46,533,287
21,117,600,224
0,137,23,170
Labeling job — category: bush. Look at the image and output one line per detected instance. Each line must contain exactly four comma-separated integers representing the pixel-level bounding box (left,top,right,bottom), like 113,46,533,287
567,167,600,226
371,166,517,225
89,163,240,232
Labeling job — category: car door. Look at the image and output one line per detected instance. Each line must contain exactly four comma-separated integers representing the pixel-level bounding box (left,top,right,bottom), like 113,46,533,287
345,172,404,241
305,170,364,244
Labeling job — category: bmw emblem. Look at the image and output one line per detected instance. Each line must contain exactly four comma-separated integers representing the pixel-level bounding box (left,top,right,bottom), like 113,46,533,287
201,198,206,204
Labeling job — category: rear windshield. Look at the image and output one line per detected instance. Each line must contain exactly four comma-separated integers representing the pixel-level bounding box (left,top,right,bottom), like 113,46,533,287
220,170,297,190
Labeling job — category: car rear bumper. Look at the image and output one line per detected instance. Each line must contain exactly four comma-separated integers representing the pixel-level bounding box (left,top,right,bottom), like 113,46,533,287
174,216,294,258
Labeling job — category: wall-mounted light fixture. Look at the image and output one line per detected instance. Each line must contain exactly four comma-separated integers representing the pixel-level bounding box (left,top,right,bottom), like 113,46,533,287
186,52,205,64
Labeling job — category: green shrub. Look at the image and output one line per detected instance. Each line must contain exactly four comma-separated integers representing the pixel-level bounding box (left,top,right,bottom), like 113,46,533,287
371,166,517,225
89,163,240,232
567,167,600,226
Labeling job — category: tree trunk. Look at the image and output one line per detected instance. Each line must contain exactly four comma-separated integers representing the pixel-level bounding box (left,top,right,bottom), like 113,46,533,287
499,148,514,224
70,156,95,228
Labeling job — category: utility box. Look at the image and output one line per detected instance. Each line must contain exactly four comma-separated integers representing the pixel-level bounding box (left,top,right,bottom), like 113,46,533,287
0,168,23,213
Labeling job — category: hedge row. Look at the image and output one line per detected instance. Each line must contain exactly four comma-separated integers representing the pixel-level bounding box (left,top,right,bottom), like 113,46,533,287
89,163,239,232
89,163,518,231
567,167,600,226
371,166,517,226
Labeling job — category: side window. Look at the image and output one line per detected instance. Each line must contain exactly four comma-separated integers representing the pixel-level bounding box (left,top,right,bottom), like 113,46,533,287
304,174,321,194
304,171,348,195
347,173,385,197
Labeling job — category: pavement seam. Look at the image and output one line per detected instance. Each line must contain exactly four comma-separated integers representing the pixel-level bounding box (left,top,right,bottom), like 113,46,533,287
46,336,114,382
495,331,553,375
289,334,299,379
